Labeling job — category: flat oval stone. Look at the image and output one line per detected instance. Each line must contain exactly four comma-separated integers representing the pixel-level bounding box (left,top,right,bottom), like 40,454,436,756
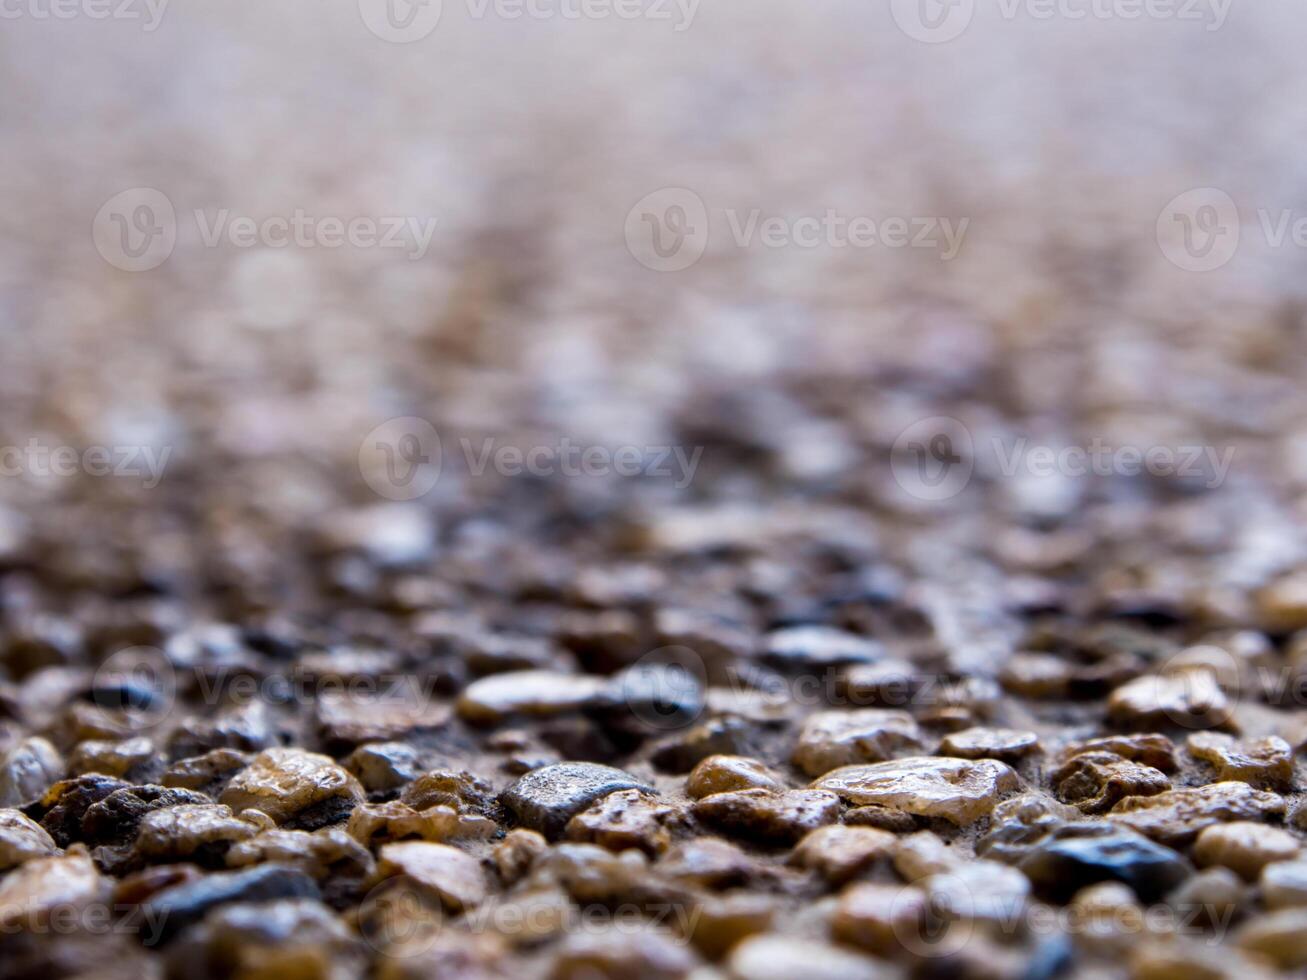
501,762,652,839
456,671,606,725
373,841,489,912
812,757,1019,826
687,755,784,799
792,710,922,777
692,788,841,845
940,727,1040,761
219,748,364,826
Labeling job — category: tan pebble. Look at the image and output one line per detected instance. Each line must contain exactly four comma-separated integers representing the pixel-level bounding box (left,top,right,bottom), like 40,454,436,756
348,800,495,847
657,837,759,889
1108,673,1235,732
687,892,775,959
1166,867,1244,926
891,830,964,881
686,755,783,799
792,710,922,777
0,809,57,870
999,652,1071,699
0,851,107,929
373,841,488,912
1131,939,1278,980
1052,751,1170,813
692,788,841,844
843,805,918,833
812,757,1019,826
1061,734,1178,772
565,788,678,855
1237,906,1307,968
133,803,258,862
1261,860,1307,909
1108,782,1285,845
1194,821,1299,879
790,824,894,884
0,737,64,808
225,825,373,879
66,736,155,779
729,932,889,980
456,671,605,725
549,928,698,980
493,828,548,885
219,747,364,824
831,881,927,958
1187,733,1294,791
1256,573,1307,633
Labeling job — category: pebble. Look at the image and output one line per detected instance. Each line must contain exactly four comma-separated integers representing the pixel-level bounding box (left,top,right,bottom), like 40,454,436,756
401,769,498,816
761,626,884,670
0,736,64,808
34,773,130,846
67,736,157,781
457,670,606,725
342,741,423,793
1256,572,1307,633
1236,907,1307,968
1052,751,1170,814
839,659,927,707
1016,827,1192,901
1107,673,1235,731
225,826,373,880
1186,733,1294,791
564,788,679,855
160,749,251,797
789,824,894,883
939,726,1040,761
133,803,259,864
999,652,1071,699
0,850,108,930
140,863,321,945
728,933,887,980
812,757,1019,825
687,892,775,959
891,830,965,880
550,929,698,980
922,859,1031,924
1193,821,1299,879
1062,734,1179,772
81,784,213,845
692,788,841,844
492,828,547,885
1166,866,1244,926
791,709,923,777
501,762,653,839
1108,782,1285,845
686,755,784,799
219,748,365,826
1260,859,1307,909
657,836,760,889
0,809,58,870
831,881,927,958
651,717,756,774
1130,941,1278,980
348,800,495,847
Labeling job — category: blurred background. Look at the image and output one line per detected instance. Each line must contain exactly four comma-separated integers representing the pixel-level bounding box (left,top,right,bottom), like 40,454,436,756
3,0,1307,626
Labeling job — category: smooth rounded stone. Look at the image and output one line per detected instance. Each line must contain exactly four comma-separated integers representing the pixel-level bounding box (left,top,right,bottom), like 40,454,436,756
761,626,884,671
35,773,131,846
1107,673,1235,731
1069,881,1147,952
1166,867,1244,927
999,652,1072,699
550,928,699,980
651,717,756,774
343,742,423,793
892,830,966,881
692,788,841,845
1107,782,1285,845
372,841,489,913
976,793,1082,863
81,784,213,845
166,898,363,980
1186,733,1294,790
218,748,365,826
812,757,1019,826
1061,734,1179,772
565,788,679,856
922,860,1030,925
790,824,894,884
1261,859,1307,909
1256,572,1307,633
457,670,606,725
0,809,58,870
686,755,784,799
1236,907,1307,968
133,804,259,864
66,737,156,781
1016,828,1192,902
831,881,929,958
1193,821,1299,879
939,726,1039,761
1052,752,1170,814
686,892,776,959
348,801,495,847
792,710,923,777
0,736,64,807
0,851,108,930
535,842,651,905
501,762,652,840
225,826,373,880
160,749,251,797
656,837,760,889
492,828,547,885
1130,942,1278,980
728,933,888,980
140,863,321,946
